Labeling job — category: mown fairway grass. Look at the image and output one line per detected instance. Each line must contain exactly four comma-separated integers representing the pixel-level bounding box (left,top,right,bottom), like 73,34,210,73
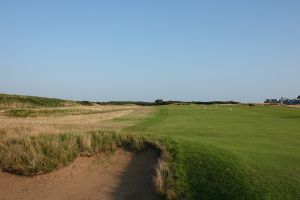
126,104,300,199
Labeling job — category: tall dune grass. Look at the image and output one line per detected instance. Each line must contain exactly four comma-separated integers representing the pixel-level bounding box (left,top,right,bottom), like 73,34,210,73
0,131,175,199
0,93,75,109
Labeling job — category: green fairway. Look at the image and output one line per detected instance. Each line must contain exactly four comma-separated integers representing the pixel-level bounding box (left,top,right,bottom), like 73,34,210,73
126,104,300,199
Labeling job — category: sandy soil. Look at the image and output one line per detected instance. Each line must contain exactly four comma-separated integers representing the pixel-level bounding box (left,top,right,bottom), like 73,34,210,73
0,149,161,200
287,105,300,108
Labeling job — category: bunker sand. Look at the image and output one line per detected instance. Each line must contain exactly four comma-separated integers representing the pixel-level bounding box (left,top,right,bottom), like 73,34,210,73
0,149,161,200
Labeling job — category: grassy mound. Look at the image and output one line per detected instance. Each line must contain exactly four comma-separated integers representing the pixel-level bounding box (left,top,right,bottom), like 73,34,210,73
181,141,264,200
0,94,75,109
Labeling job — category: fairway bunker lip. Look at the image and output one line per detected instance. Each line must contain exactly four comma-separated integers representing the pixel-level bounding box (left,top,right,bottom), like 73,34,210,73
0,148,162,200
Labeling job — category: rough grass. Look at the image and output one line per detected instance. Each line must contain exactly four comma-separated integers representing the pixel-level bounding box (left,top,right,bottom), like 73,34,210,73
4,107,133,117
0,93,76,109
0,106,150,140
0,131,175,199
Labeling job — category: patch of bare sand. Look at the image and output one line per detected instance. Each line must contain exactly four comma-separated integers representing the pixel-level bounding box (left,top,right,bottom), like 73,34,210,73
0,149,161,200
287,105,300,108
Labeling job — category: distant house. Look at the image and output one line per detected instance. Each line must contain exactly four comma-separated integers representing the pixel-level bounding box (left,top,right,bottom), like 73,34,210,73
264,99,279,104
155,99,164,104
265,95,300,105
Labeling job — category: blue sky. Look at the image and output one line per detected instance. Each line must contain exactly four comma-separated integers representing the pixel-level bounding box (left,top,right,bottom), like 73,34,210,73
0,0,299,102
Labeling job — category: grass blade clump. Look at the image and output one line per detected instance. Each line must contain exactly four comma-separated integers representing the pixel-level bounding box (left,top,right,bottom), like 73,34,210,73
0,134,80,175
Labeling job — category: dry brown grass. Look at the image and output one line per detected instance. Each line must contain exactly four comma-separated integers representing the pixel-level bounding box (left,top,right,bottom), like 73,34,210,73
152,141,176,199
0,105,154,137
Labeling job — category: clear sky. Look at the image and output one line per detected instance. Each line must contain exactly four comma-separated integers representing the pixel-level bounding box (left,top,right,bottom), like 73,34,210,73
0,0,299,102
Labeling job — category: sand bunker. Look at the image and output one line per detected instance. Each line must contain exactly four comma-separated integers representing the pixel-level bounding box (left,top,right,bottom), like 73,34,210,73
0,149,161,200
